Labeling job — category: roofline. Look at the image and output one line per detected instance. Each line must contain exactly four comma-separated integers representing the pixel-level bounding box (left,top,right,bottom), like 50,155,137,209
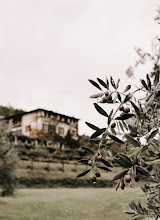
2,108,79,121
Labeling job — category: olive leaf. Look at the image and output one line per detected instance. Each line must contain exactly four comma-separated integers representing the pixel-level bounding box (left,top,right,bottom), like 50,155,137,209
96,166,111,172
108,134,124,144
99,158,113,167
113,158,129,168
110,76,116,89
140,79,148,90
119,121,124,132
117,93,121,102
130,101,141,119
124,134,141,147
81,146,94,155
112,169,129,181
106,77,109,89
123,85,131,93
123,93,133,103
118,153,132,167
108,109,113,125
89,93,104,98
135,166,150,176
77,169,91,177
90,128,106,139
146,74,151,90
147,129,159,141
127,147,142,157
97,78,108,89
115,113,134,120
116,79,120,89
85,122,99,130
94,103,108,117
89,79,102,91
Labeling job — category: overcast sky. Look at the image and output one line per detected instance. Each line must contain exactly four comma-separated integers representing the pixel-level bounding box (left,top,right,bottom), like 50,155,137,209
0,0,159,136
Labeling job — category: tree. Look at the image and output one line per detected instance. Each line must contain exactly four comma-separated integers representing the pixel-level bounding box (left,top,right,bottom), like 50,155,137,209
0,120,18,196
77,71,160,219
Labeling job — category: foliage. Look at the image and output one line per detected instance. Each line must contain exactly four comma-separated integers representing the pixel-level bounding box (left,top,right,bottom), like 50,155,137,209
0,105,25,117
65,130,79,149
77,71,160,219
0,121,18,196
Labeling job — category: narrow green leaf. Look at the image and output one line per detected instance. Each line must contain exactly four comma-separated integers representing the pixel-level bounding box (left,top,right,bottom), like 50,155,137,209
115,113,134,120
81,146,94,155
113,158,129,168
146,74,151,90
94,103,108,117
140,79,148,90
127,147,142,157
135,166,150,176
130,101,141,119
97,78,108,89
116,79,120,89
89,79,102,91
77,169,91,177
89,93,104,98
117,93,121,102
90,128,106,139
123,93,133,103
106,77,109,89
85,122,99,130
124,134,141,147
118,153,132,167
100,158,113,167
108,109,113,125
150,143,160,153
149,145,159,154
123,85,131,93
110,76,116,89
108,134,124,144
119,121,124,132
147,129,159,141
97,166,111,172
112,169,129,181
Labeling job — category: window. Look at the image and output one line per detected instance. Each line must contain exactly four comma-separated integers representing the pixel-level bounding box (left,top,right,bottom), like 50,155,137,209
58,127,64,135
25,125,31,132
42,123,48,133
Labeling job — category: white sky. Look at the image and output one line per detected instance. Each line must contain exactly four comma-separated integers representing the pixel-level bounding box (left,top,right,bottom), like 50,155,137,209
0,0,159,136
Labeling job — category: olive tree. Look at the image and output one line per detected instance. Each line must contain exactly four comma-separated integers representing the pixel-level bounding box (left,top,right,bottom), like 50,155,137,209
77,71,160,219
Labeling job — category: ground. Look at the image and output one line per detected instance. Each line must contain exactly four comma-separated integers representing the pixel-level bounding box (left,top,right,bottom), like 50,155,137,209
0,188,145,220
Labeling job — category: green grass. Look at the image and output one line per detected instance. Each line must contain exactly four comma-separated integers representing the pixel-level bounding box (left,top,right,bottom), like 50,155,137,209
0,188,146,220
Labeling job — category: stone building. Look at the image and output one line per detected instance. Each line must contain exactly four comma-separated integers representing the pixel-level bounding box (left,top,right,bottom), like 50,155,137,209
4,108,79,140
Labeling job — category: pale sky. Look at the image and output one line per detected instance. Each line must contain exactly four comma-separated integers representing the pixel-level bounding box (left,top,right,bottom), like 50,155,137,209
0,0,159,135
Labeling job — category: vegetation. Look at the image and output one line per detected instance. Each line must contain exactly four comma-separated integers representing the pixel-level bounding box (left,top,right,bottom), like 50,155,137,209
0,105,25,117
0,188,145,220
0,121,18,196
77,12,160,219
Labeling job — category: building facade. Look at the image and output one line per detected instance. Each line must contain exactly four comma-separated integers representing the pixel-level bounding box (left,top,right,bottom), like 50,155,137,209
4,108,79,140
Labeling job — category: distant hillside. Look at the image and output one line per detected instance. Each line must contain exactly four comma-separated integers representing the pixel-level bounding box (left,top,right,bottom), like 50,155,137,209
0,105,26,117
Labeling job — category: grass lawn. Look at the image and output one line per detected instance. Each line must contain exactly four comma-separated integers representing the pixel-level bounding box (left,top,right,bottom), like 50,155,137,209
0,188,146,220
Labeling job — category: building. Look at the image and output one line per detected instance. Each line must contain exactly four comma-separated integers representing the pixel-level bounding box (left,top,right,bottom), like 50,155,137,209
4,108,79,140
